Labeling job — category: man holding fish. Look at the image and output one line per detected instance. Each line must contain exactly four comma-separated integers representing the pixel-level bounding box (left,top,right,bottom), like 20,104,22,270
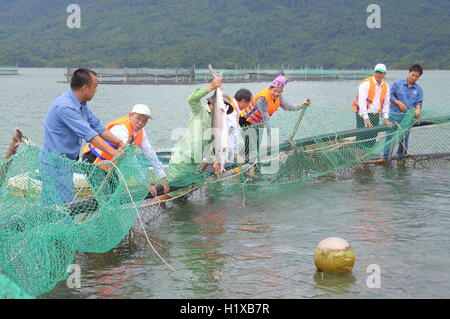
170,65,250,176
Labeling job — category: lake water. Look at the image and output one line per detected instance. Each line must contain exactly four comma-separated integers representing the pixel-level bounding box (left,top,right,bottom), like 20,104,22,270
1,68,450,299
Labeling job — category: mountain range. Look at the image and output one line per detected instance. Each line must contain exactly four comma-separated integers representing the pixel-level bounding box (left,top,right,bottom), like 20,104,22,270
0,0,449,69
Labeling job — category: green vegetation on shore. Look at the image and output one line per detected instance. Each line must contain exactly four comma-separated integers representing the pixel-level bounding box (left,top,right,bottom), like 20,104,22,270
0,0,449,69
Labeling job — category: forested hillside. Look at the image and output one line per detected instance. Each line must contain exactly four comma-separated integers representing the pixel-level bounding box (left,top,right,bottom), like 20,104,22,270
0,0,449,69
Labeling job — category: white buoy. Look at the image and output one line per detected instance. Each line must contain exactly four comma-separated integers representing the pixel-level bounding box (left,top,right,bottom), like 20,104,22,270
314,237,355,274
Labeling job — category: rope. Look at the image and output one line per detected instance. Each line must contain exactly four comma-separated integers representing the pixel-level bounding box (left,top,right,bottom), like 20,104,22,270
105,160,176,272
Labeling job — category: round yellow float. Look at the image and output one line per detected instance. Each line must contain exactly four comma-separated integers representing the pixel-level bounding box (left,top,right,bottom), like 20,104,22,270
314,237,355,274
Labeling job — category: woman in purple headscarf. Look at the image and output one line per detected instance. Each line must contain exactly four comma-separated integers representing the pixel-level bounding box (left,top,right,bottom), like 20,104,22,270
238,75,311,167
239,75,311,134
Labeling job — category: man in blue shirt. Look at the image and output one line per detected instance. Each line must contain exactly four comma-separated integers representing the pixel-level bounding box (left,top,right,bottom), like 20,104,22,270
41,68,125,205
377,64,424,164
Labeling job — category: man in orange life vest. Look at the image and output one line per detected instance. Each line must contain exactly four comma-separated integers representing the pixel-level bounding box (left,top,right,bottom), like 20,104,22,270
82,104,169,196
352,64,394,159
239,75,311,162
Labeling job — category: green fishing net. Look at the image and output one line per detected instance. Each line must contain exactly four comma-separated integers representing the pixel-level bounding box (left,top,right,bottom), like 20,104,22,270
0,106,449,297
0,274,33,299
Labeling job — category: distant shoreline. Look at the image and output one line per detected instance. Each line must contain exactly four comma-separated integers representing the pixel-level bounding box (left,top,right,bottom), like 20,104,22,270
8,67,450,71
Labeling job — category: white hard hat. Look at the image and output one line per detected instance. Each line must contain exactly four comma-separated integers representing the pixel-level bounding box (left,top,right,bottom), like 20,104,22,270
131,104,152,118
373,64,387,73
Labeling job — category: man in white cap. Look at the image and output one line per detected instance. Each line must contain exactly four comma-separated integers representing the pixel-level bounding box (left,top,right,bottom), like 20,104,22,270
351,64,393,166
82,104,169,195
352,64,393,128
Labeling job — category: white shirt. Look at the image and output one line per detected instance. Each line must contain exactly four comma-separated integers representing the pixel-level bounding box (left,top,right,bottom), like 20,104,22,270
358,77,390,120
226,98,242,159
105,125,166,179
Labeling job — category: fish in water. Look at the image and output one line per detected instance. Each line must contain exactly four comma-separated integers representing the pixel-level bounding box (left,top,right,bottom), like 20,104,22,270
208,64,228,176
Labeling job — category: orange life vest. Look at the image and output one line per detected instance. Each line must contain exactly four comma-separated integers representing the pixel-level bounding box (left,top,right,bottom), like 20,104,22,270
240,87,281,124
83,116,144,169
352,76,388,114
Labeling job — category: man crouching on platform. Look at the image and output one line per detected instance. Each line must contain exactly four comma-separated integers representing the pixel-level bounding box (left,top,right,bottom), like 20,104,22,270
82,104,170,197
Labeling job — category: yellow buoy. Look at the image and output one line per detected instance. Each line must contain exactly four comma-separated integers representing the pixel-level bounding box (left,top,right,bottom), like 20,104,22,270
314,237,355,274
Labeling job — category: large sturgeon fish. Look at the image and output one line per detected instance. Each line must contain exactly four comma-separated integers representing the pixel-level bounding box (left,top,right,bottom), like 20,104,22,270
208,64,228,176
